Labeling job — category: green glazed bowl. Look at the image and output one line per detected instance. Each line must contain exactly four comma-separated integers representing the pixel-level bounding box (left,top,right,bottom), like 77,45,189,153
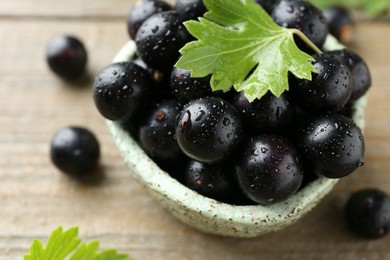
106,36,367,237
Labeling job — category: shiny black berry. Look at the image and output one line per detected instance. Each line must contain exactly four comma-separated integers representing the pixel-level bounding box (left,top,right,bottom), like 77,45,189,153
93,62,153,121
46,35,87,79
234,135,304,204
328,49,372,101
127,0,172,39
232,91,294,134
50,127,100,176
255,0,280,14
184,160,236,202
272,0,328,52
135,11,191,70
175,0,207,20
138,99,184,168
290,53,352,113
323,6,354,44
176,97,243,164
297,113,365,179
170,67,212,103
345,189,390,239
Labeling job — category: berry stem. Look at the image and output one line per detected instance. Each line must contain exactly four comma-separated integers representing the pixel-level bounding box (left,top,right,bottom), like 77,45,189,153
290,28,323,54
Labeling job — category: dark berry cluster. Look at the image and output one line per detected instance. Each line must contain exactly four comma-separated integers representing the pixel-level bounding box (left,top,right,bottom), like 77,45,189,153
92,0,371,206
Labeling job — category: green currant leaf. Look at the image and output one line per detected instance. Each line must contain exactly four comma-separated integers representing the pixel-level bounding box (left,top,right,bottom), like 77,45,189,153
24,226,129,260
24,240,44,260
42,227,81,259
175,0,316,102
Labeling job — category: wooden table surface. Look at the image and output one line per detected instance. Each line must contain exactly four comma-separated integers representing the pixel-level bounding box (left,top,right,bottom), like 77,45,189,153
1,1,390,259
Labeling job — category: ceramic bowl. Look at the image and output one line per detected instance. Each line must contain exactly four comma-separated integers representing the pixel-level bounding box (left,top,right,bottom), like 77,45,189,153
106,35,367,237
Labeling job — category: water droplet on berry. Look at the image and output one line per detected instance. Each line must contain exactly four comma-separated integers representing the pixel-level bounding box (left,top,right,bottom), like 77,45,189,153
223,118,230,126
151,25,159,33
195,110,206,121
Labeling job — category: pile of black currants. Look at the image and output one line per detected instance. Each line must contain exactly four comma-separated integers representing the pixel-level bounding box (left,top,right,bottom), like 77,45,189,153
93,0,371,206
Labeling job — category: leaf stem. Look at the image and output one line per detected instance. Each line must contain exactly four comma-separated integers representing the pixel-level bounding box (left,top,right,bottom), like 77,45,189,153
290,28,323,54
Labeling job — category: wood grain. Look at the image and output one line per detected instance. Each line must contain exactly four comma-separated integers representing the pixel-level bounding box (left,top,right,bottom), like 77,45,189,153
0,1,390,259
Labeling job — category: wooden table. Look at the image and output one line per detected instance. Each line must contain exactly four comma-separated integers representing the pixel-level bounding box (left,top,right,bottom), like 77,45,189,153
1,1,390,259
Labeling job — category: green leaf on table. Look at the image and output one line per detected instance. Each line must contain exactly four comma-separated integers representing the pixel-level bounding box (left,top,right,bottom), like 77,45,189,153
175,0,316,102
24,227,129,260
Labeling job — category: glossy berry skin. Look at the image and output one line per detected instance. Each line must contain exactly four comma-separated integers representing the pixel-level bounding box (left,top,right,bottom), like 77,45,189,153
291,53,352,113
138,99,184,166
46,35,87,79
175,0,207,20
323,6,354,44
127,0,172,39
93,62,153,121
271,0,328,51
297,113,365,179
170,67,212,103
328,49,372,101
345,189,390,239
255,0,280,14
184,160,236,202
135,11,191,70
50,127,100,176
232,91,294,134
176,97,243,164
234,135,304,205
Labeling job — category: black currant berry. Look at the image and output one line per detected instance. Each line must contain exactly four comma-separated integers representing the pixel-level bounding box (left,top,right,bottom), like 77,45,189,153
234,135,304,205
50,127,100,176
46,35,87,79
297,113,365,179
328,49,372,101
254,0,280,14
323,6,354,44
138,99,184,168
231,91,294,134
135,11,192,70
290,53,352,113
175,0,207,20
272,0,328,52
127,0,172,39
93,62,153,121
170,67,212,103
345,189,390,239
176,97,243,164
184,160,236,202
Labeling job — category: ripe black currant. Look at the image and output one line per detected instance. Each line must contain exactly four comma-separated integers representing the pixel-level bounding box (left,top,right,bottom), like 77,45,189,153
290,53,352,113
176,97,243,164
175,0,207,20
296,113,365,178
254,0,280,14
50,127,100,176
170,67,212,103
138,99,184,169
46,35,87,79
127,0,172,39
93,62,153,121
323,6,354,44
272,0,328,52
345,189,390,239
328,49,372,101
135,11,192,70
232,91,294,134
234,135,304,204
184,160,236,202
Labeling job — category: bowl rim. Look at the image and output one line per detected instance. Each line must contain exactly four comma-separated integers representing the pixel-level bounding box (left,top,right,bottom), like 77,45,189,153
106,36,367,236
